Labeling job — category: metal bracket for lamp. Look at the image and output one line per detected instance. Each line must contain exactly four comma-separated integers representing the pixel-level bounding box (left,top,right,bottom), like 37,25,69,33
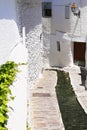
71,3,80,18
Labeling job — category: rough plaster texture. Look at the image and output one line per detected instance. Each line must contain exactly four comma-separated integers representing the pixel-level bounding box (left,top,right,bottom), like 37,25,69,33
42,0,87,67
42,33,51,67
18,0,44,87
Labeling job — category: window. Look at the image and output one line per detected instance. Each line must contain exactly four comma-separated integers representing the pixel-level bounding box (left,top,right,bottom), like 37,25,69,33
57,41,61,51
42,2,52,17
65,6,70,19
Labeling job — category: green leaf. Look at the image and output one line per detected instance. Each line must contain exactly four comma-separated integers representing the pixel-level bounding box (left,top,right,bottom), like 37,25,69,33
0,113,6,123
0,61,18,129
0,126,7,130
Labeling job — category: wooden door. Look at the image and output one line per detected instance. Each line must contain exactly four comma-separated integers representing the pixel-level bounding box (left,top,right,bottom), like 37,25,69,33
74,42,86,65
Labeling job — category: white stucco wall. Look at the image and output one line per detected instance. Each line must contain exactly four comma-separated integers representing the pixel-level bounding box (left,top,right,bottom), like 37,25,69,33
42,0,87,36
42,0,86,36
48,0,87,38
18,0,44,87
0,1,28,130
42,0,87,67
49,32,73,67
0,0,20,64
80,0,87,36
52,1,71,34
43,33,51,67
8,43,28,130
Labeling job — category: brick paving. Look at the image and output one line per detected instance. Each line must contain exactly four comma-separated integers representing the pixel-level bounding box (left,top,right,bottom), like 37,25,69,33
28,66,87,130
29,70,65,130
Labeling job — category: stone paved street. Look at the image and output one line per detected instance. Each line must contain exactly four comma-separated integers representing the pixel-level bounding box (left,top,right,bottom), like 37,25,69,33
28,66,87,130
29,70,65,130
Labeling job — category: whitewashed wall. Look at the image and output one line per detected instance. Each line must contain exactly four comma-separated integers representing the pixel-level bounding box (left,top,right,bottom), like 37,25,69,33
42,0,84,35
42,0,87,67
18,0,44,87
8,42,28,130
0,0,20,64
0,0,28,130
80,0,87,36
43,0,87,37
49,32,73,67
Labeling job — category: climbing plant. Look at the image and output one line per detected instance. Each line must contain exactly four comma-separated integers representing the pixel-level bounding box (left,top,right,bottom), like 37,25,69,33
0,61,18,130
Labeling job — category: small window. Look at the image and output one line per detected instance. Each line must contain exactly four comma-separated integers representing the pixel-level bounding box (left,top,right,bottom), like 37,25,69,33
57,41,61,51
42,2,52,17
65,6,70,19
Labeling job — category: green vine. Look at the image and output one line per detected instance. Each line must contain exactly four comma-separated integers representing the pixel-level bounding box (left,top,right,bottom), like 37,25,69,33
0,61,18,130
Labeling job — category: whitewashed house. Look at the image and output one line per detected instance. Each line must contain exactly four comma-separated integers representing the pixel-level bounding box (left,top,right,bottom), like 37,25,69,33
0,1,28,130
0,0,43,130
1,0,87,129
0,0,44,86
42,0,87,68
0,0,50,130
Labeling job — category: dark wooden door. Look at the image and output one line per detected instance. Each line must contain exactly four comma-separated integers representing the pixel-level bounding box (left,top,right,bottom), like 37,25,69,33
74,42,86,63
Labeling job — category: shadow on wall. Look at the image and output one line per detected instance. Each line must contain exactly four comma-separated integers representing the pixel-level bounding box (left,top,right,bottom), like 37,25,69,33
0,0,17,21
0,0,20,65
20,0,42,35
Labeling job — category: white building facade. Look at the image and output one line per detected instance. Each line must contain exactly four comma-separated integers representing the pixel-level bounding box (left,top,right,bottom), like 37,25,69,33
0,0,44,130
18,0,44,86
42,0,87,68
1,0,87,129
0,1,28,130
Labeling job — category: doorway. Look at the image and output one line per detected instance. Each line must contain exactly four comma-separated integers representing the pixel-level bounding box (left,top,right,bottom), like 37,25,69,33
74,42,86,67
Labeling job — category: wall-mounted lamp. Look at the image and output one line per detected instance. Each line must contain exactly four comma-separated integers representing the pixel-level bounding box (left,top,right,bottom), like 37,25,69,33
71,3,80,18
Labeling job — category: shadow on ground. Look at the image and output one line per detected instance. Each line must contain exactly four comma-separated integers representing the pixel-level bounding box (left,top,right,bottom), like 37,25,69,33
56,70,87,130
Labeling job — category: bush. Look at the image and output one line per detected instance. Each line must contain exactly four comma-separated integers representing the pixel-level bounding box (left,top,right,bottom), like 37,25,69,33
0,61,18,130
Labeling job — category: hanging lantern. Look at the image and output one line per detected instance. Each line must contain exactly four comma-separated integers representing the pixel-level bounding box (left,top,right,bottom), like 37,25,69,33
71,3,80,18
